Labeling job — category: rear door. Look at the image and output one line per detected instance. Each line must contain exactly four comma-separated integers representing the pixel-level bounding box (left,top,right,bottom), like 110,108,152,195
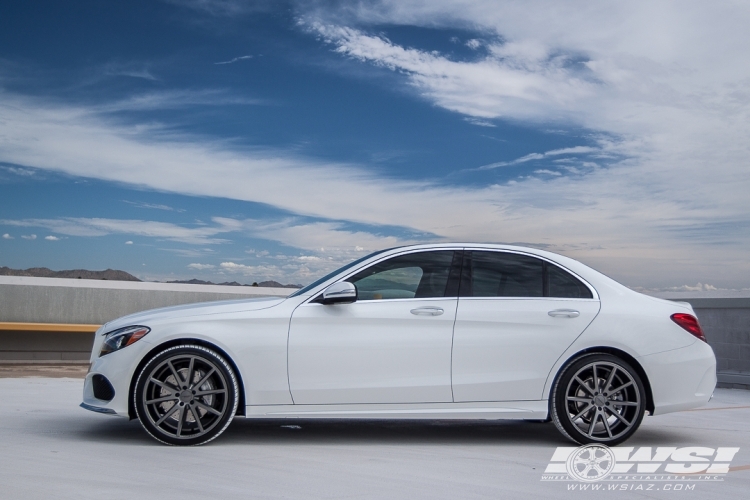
451,250,600,402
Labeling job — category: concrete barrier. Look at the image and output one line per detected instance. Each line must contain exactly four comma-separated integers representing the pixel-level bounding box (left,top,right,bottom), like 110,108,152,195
0,276,292,362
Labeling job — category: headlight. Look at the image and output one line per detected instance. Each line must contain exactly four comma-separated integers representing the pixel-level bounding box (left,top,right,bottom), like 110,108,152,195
100,326,150,356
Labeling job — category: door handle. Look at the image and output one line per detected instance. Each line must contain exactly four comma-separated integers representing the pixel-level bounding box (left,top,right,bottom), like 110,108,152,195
548,309,580,318
410,307,444,316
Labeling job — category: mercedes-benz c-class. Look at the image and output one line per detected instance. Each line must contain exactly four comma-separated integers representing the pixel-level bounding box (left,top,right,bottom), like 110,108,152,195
81,244,716,446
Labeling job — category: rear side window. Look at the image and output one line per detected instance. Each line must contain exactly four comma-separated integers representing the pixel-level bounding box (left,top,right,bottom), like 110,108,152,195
466,251,544,297
548,263,593,298
461,251,593,299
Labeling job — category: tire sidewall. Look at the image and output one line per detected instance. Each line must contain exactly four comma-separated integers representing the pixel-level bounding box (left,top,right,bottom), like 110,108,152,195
134,344,239,446
552,353,646,446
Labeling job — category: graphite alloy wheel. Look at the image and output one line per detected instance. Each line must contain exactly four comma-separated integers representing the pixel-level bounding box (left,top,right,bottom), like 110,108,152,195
551,353,646,446
134,345,238,446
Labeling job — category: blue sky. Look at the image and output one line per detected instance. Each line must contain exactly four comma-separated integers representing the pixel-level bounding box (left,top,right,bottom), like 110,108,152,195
1,1,749,290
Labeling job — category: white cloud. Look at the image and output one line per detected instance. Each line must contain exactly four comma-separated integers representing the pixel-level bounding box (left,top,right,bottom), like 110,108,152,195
308,22,593,121
2,233,13,239
219,258,324,284
44,235,60,241
187,263,216,270
21,234,36,240
227,218,411,254
533,169,562,177
125,240,133,245
465,39,481,50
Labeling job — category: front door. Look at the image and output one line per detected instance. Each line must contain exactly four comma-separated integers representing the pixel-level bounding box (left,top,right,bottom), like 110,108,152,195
288,250,461,405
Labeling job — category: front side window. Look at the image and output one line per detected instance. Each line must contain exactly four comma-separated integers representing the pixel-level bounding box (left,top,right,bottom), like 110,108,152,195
461,251,593,299
347,251,458,300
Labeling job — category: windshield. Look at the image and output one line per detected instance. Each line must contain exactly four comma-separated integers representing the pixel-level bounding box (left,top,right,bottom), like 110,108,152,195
288,248,394,297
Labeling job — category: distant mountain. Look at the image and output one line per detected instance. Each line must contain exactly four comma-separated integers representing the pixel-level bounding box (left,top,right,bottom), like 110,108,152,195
0,266,141,281
167,278,301,289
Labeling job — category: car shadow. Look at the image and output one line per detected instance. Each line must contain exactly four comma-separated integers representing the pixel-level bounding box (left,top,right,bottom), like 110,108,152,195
221,418,570,447
40,414,698,447
45,414,569,447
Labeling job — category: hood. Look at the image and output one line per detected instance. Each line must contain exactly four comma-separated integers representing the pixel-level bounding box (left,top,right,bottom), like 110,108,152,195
101,296,285,333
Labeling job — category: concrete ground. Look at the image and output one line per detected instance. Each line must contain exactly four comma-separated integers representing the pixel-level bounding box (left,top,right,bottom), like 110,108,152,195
1,376,749,500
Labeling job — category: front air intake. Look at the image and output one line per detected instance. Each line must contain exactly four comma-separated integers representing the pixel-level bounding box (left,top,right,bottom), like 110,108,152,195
92,374,116,401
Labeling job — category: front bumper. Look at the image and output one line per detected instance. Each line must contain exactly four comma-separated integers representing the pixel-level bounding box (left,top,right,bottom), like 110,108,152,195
81,334,154,418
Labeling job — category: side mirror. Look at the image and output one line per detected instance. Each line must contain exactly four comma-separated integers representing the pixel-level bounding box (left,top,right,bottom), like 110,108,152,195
321,282,357,305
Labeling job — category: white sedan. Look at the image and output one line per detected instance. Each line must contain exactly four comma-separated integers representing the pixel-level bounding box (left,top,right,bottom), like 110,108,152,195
81,244,716,446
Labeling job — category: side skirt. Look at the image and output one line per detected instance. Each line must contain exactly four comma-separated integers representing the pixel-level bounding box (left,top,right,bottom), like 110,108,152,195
244,400,548,420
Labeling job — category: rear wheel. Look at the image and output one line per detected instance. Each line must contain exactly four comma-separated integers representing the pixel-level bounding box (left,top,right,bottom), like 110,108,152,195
134,345,239,446
551,353,646,446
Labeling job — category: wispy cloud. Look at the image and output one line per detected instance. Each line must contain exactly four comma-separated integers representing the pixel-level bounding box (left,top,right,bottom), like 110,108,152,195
103,61,158,81
21,234,37,240
98,90,266,112
44,235,60,241
1,165,36,177
476,146,599,170
0,218,232,245
215,55,254,65
2,233,13,239
124,200,186,212
464,117,495,127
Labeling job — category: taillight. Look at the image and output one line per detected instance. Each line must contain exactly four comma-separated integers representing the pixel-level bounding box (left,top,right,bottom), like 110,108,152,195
670,313,707,342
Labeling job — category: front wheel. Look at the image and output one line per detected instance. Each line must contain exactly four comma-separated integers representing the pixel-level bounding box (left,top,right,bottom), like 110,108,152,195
551,353,646,446
134,345,239,446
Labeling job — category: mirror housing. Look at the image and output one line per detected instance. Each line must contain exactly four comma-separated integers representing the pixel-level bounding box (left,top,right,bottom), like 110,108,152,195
321,282,357,305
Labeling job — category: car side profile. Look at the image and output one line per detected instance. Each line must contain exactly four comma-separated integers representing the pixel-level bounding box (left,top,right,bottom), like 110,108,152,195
81,244,716,446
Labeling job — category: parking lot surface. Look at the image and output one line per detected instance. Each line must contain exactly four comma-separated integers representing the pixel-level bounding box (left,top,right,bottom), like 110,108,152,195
1,376,749,499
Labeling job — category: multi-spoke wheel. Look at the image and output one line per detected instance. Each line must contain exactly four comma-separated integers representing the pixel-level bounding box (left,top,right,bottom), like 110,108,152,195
551,353,646,446
134,345,238,446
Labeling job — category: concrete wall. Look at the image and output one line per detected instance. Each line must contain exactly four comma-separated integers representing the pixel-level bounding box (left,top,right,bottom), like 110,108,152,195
0,276,293,362
0,276,292,324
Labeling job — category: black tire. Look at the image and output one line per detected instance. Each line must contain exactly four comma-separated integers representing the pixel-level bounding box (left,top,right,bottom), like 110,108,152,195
134,345,239,446
551,353,646,446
